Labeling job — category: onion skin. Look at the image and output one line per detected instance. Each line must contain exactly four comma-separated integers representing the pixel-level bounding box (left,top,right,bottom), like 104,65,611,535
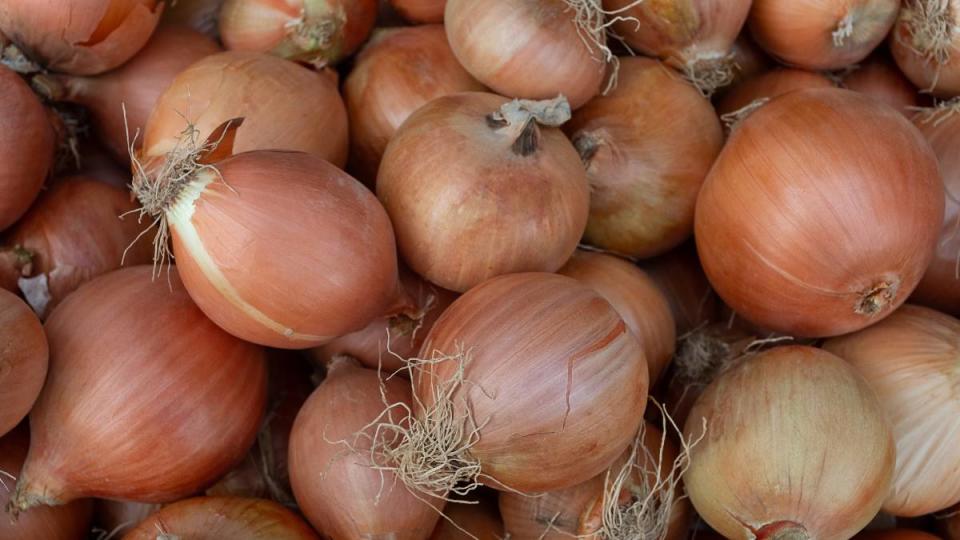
716,68,835,116
842,53,920,115
161,0,223,36
695,87,943,337
444,0,605,109
683,345,895,539
143,51,348,167
0,291,47,438
824,305,960,516
749,0,900,70
890,0,960,97
728,34,773,86
430,497,503,540
390,0,445,23
857,531,943,540
94,500,161,537
566,57,722,258
123,497,320,539
11,266,267,508
343,25,484,186
640,243,718,334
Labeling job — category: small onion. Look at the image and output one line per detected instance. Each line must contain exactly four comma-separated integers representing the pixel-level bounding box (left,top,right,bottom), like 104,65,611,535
161,0,224,37
683,345,895,539
94,500,161,537
695,88,943,337
565,57,723,258
8,266,267,510
431,496,504,540
841,53,920,115
749,0,900,70
390,0,446,23
716,68,834,116
0,290,47,438
343,25,484,185
857,531,943,540
378,93,588,292
123,497,320,539
640,243,718,335
890,0,960,97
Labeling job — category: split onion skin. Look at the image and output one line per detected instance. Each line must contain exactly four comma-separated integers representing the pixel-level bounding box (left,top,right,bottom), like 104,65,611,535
683,345,895,539
748,0,900,70
443,0,605,109
390,0,445,23
695,87,943,337
0,290,47,438
123,496,320,539
566,56,723,258
825,305,960,516
890,0,960,98
343,25,484,186
716,68,834,116
640,243,718,335
842,53,920,115
12,266,267,507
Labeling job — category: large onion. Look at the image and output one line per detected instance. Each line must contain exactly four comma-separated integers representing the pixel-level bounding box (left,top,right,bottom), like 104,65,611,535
890,0,960,97
841,52,920,115
640,243,718,335
124,497,320,539
0,290,47,438
390,0,445,23
8,266,267,510
716,68,835,116
695,87,943,337
565,57,722,258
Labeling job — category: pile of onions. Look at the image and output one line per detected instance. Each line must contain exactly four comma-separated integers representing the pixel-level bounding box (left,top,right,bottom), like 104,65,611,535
0,290,47,437
443,0,606,109
161,0,224,37
377,92,588,292
343,25,484,185
431,496,504,539
0,0,162,75
289,357,439,539
840,53,920,115
390,0,446,23
695,88,943,337
94,500,161,537
640,243,718,334
683,345,895,539
716,68,834,117
0,176,153,318
8,266,267,510
219,0,377,67
890,0,960,97
123,497,320,539
824,305,960,516
749,0,899,70
142,51,348,167
565,57,723,258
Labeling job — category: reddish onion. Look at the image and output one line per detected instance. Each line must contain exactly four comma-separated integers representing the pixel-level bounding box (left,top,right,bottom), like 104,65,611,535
0,290,47,438
716,68,834,116
343,25,484,185
695,88,943,337
8,266,267,510
161,0,223,37
640,243,718,335
377,93,588,292
890,0,960,97
94,499,161,537
431,496,504,540
841,52,920,115
565,57,723,258
123,497,320,539
390,0,446,23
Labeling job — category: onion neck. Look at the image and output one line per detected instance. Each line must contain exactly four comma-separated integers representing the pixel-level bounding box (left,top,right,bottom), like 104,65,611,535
485,96,572,157
755,522,809,540
573,131,602,167
855,277,900,317
326,354,362,376
7,469,67,517
283,1,344,66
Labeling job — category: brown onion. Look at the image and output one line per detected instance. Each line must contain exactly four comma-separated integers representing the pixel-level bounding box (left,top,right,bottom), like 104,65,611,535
891,0,960,97
162,0,224,37
640,243,718,335
716,68,834,116
378,93,588,292
9,266,267,510
727,34,773,87
390,0,445,23
94,500,161,537
749,0,899,70
857,531,943,540
565,57,722,258
431,496,503,539
0,291,47,438
695,88,943,337
684,345,895,539
841,52,920,115
343,25,484,186
123,496,320,539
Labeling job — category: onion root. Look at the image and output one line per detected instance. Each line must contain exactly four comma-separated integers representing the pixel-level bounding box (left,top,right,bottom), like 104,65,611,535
898,0,955,90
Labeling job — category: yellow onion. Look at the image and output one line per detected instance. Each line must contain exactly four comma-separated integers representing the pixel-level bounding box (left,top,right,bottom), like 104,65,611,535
696,88,943,337
683,345,895,539
565,57,723,258
716,68,834,116
430,496,504,539
161,0,223,36
749,0,900,70
640,243,718,335
0,290,47,438
390,0,445,23
123,497,320,539
841,52,920,115
891,0,960,97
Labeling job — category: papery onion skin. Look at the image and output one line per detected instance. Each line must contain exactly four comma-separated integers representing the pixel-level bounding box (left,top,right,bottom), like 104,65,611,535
695,87,943,337
0,290,47,438
640,243,718,335
142,51,348,166
842,53,920,115
390,0,445,23
11,266,266,507
749,0,900,70
94,499,162,537
430,496,503,540
824,305,960,516
161,0,223,36
683,345,895,539
716,68,834,116
890,0,960,98
343,25,484,186
123,496,320,539
444,0,605,109
565,57,723,258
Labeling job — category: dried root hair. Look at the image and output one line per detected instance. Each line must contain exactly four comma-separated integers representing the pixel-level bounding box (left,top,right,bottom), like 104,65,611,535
560,0,645,93
283,5,345,68
899,0,957,91
719,98,770,132
673,325,794,391
681,52,738,97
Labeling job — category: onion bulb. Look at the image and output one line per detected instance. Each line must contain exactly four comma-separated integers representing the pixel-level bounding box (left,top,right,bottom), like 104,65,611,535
343,25,484,186
891,0,960,97
716,68,834,116
683,345,895,539
695,88,943,337
565,57,723,258
123,497,320,539
640,243,718,335
857,531,943,540
289,357,439,539
378,93,588,292
431,496,503,539
94,499,161,537
219,0,377,67
0,290,47,438
749,0,899,70
8,266,267,510
841,53,920,115
727,34,774,86
161,0,224,37
390,0,445,23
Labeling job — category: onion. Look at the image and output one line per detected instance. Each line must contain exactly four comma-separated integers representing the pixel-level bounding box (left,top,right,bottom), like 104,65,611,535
431,496,504,540
559,250,676,383
343,25,484,186
857,532,943,540
640,243,718,335
890,0,960,97
219,0,377,66
377,93,588,292
0,291,47,438
8,266,267,510
683,345,895,539
94,499,161,537
749,0,899,70
0,176,154,319
123,496,320,539
944,513,960,539
695,87,943,337
500,472,603,540
142,51,348,167
0,0,162,75
604,0,752,96
390,0,445,23
289,357,439,539
443,0,607,109
841,52,920,115
727,34,773,86
565,57,723,258
716,68,834,117
161,0,224,37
